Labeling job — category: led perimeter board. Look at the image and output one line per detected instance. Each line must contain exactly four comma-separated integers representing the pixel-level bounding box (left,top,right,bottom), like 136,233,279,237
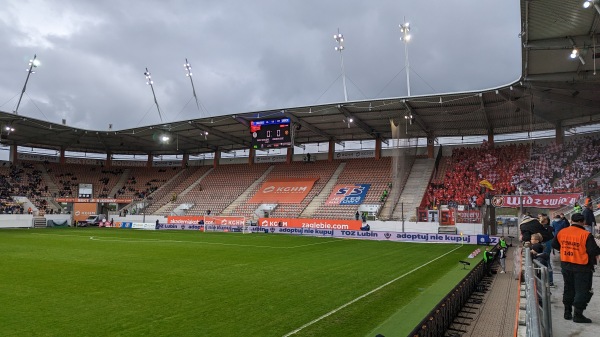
250,118,291,149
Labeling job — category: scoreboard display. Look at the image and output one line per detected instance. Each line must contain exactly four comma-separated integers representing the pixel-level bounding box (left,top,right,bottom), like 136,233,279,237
250,118,292,149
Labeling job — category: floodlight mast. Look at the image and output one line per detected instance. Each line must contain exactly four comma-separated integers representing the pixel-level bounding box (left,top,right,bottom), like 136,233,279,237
144,67,163,122
14,54,39,115
184,58,202,114
399,21,411,97
334,29,348,102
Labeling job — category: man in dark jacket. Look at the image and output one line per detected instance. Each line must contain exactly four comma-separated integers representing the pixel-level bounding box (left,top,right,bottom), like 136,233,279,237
582,203,596,234
552,213,570,237
552,213,600,323
520,215,553,244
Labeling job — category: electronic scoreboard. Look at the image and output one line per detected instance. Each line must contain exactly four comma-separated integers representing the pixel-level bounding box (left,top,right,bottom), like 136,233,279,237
250,118,292,149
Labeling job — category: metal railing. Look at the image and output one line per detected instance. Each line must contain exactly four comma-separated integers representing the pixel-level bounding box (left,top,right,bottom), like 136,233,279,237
522,247,552,337
407,256,488,336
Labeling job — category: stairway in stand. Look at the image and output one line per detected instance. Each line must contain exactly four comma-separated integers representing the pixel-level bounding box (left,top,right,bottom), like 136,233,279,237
391,158,435,221
33,216,47,228
299,162,346,218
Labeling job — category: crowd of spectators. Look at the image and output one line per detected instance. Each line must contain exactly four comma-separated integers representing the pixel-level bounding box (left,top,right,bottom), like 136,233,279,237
425,143,529,208
425,135,600,209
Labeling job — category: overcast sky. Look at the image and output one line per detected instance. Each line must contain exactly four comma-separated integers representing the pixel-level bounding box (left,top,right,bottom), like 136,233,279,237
0,0,521,132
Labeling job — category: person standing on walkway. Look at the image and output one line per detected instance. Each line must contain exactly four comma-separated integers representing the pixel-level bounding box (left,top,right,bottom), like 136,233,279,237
539,214,555,286
498,245,507,273
552,213,600,323
499,236,508,251
582,202,596,234
483,247,494,276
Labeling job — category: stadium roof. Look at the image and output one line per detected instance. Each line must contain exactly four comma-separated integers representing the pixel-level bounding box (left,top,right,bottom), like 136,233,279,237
1,0,599,157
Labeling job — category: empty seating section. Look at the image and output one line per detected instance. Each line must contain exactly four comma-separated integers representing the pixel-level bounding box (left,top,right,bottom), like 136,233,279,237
231,161,339,219
144,166,212,214
311,158,392,219
118,167,181,200
167,163,271,216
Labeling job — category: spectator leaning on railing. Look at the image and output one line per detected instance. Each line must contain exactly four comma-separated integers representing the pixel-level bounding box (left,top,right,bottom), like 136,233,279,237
520,214,553,244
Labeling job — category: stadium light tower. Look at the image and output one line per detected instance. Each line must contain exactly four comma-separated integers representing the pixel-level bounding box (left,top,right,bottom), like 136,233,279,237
184,58,202,114
144,68,163,122
14,54,40,115
399,21,412,97
333,29,348,102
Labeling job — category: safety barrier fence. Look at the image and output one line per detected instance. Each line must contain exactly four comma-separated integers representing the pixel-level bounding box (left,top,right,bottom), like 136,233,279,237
523,247,552,337
407,248,492,336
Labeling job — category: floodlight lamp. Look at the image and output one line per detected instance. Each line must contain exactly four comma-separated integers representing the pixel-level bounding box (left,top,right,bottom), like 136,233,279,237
161,135,170,142
400,23,410,33
404,34,412,41
349,118,353,123
584,0,593,8
571,48,579,58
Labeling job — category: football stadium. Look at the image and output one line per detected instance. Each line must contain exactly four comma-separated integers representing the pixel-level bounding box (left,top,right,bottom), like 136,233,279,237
2,1,600,336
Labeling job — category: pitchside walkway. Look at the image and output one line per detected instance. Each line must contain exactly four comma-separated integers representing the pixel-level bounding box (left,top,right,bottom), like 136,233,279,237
452,242,519,337
365,226,600,336
458,232,600,337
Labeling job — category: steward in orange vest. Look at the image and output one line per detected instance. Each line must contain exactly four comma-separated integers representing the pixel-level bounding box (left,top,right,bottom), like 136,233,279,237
552,213,600,323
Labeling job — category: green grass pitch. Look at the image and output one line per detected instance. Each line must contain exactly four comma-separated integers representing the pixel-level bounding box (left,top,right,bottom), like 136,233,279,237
0,228,476,337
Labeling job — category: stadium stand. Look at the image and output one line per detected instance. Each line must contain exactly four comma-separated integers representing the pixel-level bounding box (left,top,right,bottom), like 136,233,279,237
310,157,392,219
159,163,270,216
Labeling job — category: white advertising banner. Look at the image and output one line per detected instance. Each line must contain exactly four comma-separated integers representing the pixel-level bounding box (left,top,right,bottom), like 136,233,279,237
152,160,181,167
111,160,146,167
131,222,157,230
17,153,60,163
255,155,287,163
65,158,105,166
334,150,375,160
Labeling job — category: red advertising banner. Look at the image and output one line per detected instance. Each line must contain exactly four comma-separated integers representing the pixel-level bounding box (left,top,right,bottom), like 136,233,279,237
258,217,362,230
167,215,245,226
73,202,98,222
456,210,481,223
56,198,133,203
248,178,318,203
491,193,580,209
204,216,245,226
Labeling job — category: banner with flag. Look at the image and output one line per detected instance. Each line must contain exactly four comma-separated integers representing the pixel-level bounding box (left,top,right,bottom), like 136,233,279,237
479,179,495,190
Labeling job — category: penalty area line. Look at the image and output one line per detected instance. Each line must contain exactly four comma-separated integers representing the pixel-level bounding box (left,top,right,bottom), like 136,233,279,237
281,245,463,337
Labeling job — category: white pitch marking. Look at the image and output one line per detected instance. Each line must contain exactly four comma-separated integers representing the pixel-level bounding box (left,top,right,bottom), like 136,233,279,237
31,233,341,249
281,245,464,337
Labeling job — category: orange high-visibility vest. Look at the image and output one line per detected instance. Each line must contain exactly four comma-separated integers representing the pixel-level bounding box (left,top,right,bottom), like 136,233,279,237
557,226,590,265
